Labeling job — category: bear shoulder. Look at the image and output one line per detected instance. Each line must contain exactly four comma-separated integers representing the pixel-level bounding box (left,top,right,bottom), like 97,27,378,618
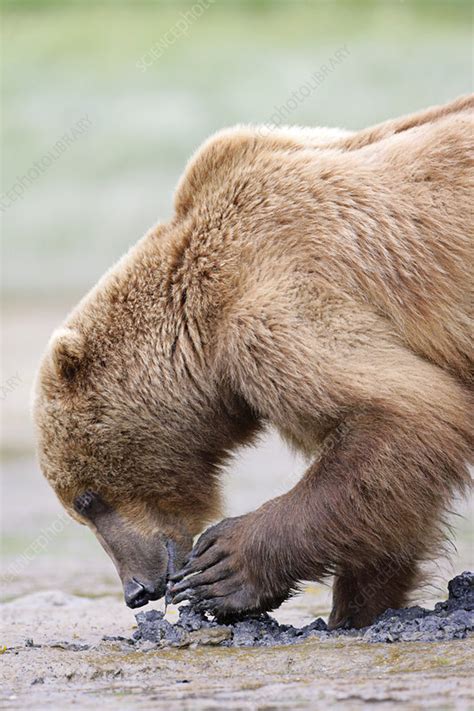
173,124,352,217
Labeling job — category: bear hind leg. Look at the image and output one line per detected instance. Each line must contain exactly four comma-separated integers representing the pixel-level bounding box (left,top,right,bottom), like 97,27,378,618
328,558,420,629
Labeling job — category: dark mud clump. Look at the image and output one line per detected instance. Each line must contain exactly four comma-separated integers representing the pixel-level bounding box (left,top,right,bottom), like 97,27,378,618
133,605,327,647
133,605,327,649
364,570,474,643
131,572,474,649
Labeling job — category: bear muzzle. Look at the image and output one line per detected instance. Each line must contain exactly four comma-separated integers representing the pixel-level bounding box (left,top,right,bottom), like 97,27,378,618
122,539,180,608
73,491,191,608
123,576,167,608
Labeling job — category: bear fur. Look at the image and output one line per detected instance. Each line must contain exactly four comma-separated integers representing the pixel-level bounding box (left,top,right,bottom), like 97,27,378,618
34,95,473,627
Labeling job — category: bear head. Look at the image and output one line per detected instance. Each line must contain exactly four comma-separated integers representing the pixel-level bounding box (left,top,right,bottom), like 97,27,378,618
32,235,256,608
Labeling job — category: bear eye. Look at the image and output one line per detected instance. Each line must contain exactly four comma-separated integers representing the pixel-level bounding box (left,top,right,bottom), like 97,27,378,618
73,490,96,514
73,490,109,519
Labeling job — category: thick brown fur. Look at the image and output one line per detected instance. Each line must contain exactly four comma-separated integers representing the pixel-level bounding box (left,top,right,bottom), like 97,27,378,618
34,96,473,626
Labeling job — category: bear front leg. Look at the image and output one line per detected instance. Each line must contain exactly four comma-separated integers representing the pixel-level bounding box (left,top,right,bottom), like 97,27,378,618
171,396,470,623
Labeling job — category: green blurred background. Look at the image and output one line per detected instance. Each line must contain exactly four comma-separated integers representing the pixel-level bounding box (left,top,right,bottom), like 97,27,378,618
1,0,472,601
2,0,473,299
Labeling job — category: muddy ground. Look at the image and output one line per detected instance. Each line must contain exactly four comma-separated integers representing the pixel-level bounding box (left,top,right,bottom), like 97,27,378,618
2,308,474,710
3,587,474,710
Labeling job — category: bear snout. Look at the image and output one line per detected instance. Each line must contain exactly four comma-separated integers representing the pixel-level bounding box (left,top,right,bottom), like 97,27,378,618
123,576,167,609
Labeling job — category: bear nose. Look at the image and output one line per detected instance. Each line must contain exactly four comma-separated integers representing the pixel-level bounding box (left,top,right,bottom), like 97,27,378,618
124,578,149,608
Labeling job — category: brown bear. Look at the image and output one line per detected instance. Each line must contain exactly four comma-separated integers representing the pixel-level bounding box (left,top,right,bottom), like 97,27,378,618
33,95,473,628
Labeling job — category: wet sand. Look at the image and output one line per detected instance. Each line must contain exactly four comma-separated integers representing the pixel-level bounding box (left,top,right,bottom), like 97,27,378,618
3,588,474,711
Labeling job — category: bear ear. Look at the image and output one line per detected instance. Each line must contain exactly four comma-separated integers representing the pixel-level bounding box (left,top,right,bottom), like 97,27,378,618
50,328,85,381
